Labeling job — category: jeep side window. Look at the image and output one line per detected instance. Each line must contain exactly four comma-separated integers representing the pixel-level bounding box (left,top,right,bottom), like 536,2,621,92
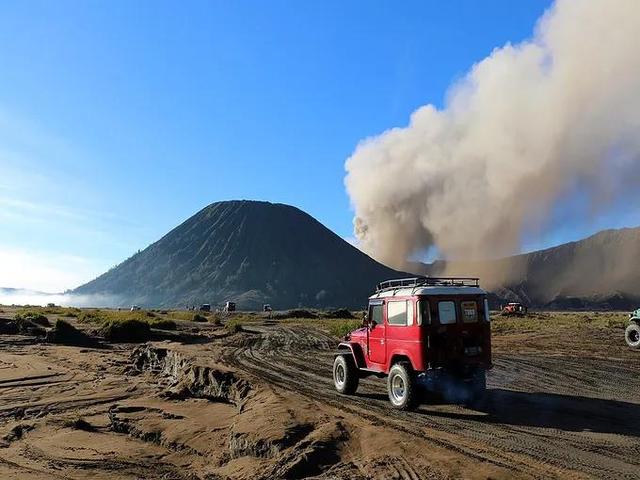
387,300,408,326
417,300,430,325
438,301,457,325
369,304,383,326
461,301,478,323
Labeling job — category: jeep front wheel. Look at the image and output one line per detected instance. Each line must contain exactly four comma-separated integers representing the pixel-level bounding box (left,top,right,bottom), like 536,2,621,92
626,323,640,349
387,362,418,411
333,354,359,395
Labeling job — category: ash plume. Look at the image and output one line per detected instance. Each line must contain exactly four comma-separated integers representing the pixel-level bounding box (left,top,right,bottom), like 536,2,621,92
345,0,640,275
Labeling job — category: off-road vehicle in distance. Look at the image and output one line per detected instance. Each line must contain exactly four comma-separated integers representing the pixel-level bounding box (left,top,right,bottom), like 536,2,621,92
333,277,492,410
501,302,527,316
626,309,640,349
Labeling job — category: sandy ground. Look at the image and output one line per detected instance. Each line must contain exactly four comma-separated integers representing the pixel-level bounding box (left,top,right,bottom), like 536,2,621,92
0,309,639,479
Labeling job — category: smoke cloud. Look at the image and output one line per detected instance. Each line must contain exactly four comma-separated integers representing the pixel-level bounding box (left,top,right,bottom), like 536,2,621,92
345,0,640,271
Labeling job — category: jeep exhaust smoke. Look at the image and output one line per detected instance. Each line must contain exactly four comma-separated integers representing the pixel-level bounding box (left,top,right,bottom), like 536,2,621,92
345,0,640,273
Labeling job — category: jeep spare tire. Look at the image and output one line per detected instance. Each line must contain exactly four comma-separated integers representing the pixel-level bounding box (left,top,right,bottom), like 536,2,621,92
625,323,640,349
333,354,359,395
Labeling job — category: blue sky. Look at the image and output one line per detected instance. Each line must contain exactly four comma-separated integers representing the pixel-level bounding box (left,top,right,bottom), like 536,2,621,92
3,0,634,292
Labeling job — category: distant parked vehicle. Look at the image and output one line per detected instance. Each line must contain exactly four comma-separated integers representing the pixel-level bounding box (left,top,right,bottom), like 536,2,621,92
626,309,640,349
130,305,141,311
199,304,211,312
263,304,272,312
223,302,236,313
501,302,528,316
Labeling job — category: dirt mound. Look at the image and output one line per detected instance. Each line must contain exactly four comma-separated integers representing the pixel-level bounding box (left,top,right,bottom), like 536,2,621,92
46,319,98,347
100,319,151,343
130,345,251,406
15,312,50,327
0,317,47,336
321,308,355,319
272,309,318,319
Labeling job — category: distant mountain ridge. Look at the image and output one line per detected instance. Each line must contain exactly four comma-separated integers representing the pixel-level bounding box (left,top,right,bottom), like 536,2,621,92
74,200,640,310
74,200,403,309
413,227,640,309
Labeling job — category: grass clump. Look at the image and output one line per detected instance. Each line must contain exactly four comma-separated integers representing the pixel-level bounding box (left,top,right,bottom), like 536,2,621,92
14,311,50,327
328,319,362,339
100,319,151,343
77,309,177,338
11,314,48,336
167,311,199,321
148,318,177,331
78,310,105,324
272,309,317,320
225,318,244,334
192,313,207,322
47,319,95,346
321,309,355,319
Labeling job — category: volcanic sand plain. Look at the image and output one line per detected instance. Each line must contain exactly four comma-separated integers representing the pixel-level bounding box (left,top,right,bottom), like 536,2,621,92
0,307,638,479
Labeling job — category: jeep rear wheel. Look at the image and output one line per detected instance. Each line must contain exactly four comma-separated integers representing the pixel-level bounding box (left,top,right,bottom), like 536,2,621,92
626,323,640,349
333,354,359,395
387,362,418,411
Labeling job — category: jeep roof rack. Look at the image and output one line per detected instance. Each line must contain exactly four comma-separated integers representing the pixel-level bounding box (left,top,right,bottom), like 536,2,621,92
375,276,480,293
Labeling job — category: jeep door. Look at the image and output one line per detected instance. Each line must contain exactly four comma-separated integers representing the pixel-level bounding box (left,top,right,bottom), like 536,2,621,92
367,301,386,365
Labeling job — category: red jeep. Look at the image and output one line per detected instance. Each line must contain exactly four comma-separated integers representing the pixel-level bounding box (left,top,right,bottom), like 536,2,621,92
501,302,527,316
333,277,492,410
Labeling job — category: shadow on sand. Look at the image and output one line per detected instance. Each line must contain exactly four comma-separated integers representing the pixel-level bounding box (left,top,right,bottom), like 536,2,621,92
430,388,640,437
357,388,640,437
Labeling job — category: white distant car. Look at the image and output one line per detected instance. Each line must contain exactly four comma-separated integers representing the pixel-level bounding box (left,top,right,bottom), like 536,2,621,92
130,305,141,311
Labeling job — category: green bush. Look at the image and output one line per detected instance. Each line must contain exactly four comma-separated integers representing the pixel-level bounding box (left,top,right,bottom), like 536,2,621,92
14,318,46,336
149,318,177,330
14,312,50,327
328,319,362,339
78,311,104,324
47,319,94,346
192,313,207,322
273,309,317,319
321,309,355,319
100,319,151,343
53,318,77,334
210,315,222,326
225,318,244,334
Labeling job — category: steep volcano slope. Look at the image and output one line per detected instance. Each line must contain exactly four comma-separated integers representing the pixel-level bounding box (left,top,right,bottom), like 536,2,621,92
75,201,402,309
416,227,640,309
